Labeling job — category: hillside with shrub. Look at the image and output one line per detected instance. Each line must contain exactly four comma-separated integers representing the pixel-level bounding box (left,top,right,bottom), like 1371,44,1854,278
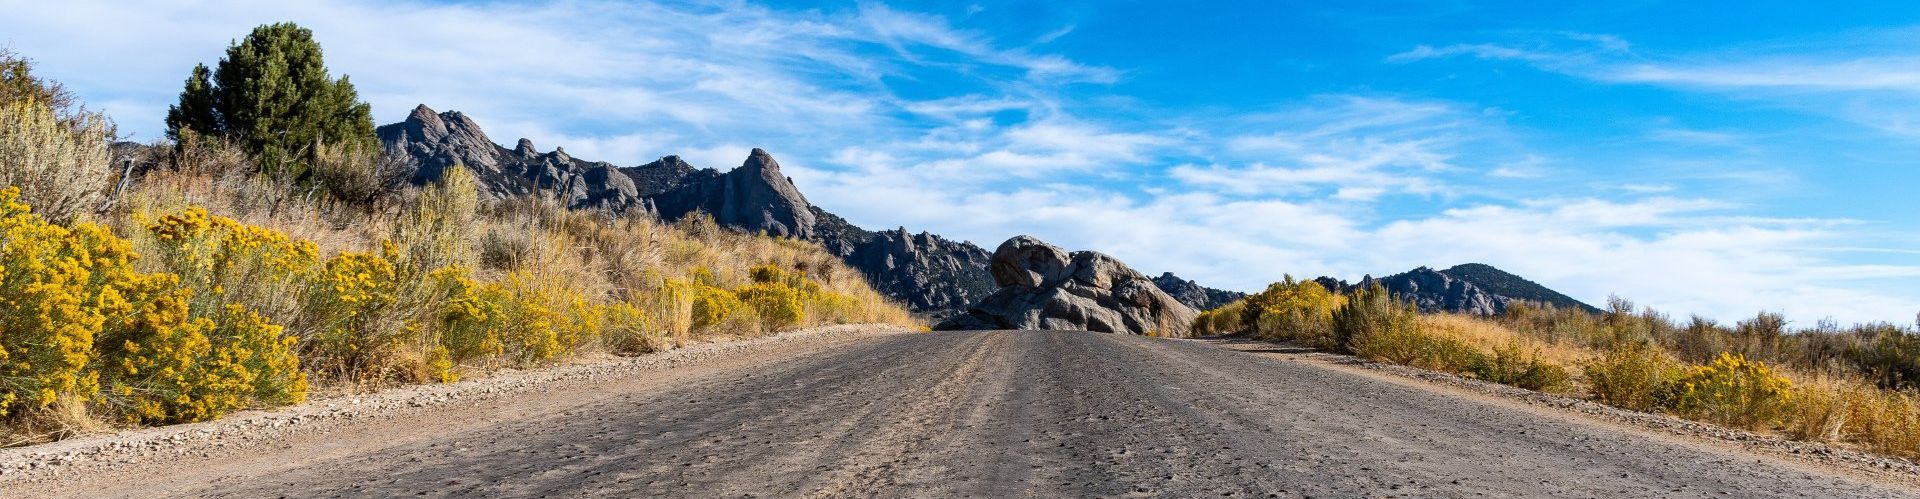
0,27,913,446
1195,276,1920,458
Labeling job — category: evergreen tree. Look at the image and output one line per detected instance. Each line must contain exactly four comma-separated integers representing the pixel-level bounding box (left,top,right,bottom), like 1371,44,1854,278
164,64,218,142
165,22,375,179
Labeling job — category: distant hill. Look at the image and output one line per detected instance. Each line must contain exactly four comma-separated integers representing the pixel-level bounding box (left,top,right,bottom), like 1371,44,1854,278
1438,263,1598,313
1152,273,1247,311
1314,264,1597,316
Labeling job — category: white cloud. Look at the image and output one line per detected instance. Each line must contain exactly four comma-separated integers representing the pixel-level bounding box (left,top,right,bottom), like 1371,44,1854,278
1606,58,1920,93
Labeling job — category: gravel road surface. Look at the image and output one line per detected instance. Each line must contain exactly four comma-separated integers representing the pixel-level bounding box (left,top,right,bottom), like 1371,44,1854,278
6,330,1915,498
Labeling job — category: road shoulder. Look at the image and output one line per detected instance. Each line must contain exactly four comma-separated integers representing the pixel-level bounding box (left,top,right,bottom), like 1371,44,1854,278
1193,335,1920,490
0,324,908,494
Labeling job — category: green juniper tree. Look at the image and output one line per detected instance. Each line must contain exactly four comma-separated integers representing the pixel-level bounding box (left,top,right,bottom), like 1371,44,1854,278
165,22,375,181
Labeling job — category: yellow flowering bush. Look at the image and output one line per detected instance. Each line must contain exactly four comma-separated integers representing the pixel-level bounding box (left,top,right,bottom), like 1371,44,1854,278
492,272,601,364
0,188,304,425
301,249,400,378
139,206,320,318
423,268,600,366
1667,353,1794,430
736,282,805,331
691,283,743,331
428,265,503,365
0,187,115,416
805,290,860,325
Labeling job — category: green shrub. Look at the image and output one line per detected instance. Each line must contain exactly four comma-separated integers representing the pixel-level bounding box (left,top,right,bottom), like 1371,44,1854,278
1850,330,1920,391
1334,283,1420,355
1412,334,1485,374
391,165,478,274
1468,342,1572,392
602,302,665,354
0,99,113,223
1190,300,1248,336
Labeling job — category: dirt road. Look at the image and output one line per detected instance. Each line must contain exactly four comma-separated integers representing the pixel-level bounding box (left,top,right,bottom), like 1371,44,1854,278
7,330,1915,497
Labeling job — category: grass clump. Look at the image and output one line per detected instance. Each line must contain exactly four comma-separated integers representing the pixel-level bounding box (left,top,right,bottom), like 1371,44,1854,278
1584,341,1681,412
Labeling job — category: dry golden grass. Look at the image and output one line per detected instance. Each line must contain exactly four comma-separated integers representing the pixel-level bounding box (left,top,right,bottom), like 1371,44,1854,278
1419,314,1596,368
1423,312,1920,458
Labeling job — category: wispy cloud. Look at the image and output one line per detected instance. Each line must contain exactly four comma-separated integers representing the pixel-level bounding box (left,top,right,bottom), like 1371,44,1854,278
1390,29,1920,140
1170,96,1495,198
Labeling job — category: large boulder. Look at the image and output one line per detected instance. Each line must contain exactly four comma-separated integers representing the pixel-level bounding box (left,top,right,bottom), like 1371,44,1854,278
935,236,1198,336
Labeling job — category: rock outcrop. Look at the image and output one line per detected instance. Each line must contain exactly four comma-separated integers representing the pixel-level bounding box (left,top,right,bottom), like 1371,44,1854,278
376,105,644,209
935,236,1197,336
1313,264,1596,316
644,148,816,239
1152,272,1247,311
815,211,997,314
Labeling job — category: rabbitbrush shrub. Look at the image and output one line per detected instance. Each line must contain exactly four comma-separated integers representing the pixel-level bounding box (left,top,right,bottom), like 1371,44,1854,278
1667,353,1794,430
0,187,305,429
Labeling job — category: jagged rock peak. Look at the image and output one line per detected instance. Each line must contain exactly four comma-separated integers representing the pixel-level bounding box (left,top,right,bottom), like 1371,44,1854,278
407,103,439,122
744,148,779,171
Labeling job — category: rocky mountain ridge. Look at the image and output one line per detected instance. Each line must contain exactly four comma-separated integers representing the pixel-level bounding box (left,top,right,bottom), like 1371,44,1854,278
1151,273,1247,311
1313,264,1598,316
377,105,995,315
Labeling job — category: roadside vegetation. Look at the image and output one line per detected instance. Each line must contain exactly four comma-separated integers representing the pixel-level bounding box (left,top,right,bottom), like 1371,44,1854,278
1195,277,1920,458
0,26,913,446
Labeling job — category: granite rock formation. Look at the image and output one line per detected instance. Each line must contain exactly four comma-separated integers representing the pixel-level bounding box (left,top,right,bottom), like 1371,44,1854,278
935,236,1198,336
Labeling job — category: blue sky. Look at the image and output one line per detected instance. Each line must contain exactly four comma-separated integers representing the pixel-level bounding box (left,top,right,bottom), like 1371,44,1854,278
4,0,1918,324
